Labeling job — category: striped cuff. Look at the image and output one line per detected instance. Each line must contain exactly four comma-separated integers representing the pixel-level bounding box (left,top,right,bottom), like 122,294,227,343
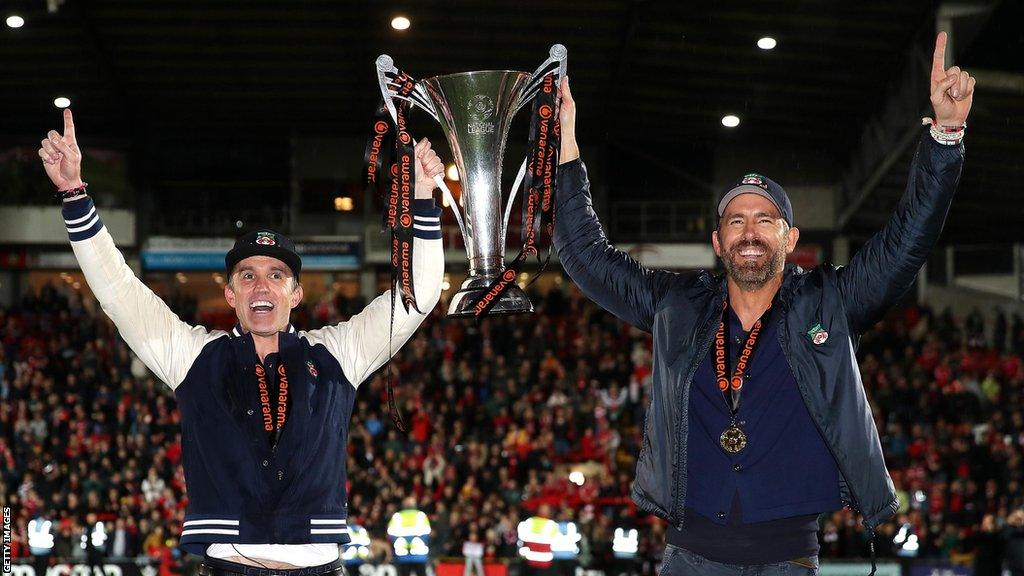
413,199,442,240
310,518,349,536
62,196,104,241
180,518,240,538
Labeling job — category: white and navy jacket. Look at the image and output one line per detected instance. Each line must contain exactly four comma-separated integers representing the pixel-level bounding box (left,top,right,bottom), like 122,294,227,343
63,195,444,556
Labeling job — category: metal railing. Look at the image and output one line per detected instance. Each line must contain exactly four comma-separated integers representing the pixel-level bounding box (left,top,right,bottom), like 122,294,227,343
608,200,710,242
364,201,712,256
147,206,290,236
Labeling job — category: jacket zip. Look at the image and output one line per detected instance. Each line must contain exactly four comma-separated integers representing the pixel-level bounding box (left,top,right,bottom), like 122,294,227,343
669,290,725,527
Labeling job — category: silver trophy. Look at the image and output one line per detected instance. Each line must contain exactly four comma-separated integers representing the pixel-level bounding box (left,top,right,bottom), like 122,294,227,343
376,45,567,317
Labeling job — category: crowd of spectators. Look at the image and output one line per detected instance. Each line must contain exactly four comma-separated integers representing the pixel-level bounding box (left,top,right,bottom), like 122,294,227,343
1,280,1023,573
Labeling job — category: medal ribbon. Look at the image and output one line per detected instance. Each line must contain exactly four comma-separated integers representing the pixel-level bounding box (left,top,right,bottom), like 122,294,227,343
255,363,290,447
714,302,772,418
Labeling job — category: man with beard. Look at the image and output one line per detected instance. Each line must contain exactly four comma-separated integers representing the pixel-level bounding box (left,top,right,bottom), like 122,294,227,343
552,32,973,575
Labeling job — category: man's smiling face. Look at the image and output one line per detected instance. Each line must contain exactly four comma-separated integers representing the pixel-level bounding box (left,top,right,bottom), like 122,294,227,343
224,255,303,336
712,193,799,291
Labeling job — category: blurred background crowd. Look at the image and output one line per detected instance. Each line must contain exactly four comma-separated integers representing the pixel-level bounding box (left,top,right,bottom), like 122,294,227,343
1,282,1023,574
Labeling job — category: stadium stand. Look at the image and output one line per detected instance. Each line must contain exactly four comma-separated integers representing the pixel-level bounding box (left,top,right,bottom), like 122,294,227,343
1,281,1023,573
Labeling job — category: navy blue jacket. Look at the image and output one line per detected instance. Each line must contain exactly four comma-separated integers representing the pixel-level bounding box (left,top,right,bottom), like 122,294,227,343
553,129,963,530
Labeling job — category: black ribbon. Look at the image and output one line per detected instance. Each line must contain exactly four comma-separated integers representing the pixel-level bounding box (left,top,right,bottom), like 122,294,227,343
364,102,394,218
392,99,419,315
363,69,422,432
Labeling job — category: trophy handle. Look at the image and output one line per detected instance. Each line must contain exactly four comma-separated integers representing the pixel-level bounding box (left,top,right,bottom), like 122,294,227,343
502,157,529,242
375,55,401,122
515,44,568,115
375,55,440,122
375,55,467,239
435,177,467,239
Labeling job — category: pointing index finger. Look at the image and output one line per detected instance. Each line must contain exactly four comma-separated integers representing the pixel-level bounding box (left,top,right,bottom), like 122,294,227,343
932,32,948,81
63,108,76,141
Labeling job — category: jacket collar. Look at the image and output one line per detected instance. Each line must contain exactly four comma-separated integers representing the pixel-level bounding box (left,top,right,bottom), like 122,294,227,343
778,263,805,305
230,322,297,338
702,262,805,305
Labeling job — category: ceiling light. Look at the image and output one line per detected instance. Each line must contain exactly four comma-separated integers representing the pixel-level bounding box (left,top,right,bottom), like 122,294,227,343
334,196,354,212
721,115,740,128
54,97,71,109
391,16,410,31
446,164,459,181
757,37,777,50
7,15,25,28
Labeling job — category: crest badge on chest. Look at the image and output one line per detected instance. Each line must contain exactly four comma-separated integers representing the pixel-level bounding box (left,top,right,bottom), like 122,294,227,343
807,323,829,345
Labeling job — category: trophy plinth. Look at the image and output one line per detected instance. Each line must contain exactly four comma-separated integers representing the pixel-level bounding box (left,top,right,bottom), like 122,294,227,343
448,275,534,318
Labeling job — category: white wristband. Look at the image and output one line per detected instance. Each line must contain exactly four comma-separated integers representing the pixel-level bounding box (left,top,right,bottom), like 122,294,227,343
922,118,965,146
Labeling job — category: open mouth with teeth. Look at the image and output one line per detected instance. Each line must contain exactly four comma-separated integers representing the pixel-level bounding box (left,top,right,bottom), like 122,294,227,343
249,300,276,314
734,243,767,260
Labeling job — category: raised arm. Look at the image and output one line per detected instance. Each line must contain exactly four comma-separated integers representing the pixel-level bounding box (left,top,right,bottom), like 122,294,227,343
838,32,972,333
39,110,220,389
303,139,445,387
553,77,675,332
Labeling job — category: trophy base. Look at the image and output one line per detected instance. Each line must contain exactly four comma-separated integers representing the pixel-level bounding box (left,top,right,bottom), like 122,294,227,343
447,276,534,317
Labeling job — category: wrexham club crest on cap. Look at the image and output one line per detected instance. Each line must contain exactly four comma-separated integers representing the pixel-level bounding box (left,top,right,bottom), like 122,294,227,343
255,232,277,246
741,174,769,190
807,323,829,345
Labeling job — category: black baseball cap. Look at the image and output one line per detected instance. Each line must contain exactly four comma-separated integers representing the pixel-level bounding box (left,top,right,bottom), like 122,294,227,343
717,173,794,227
225,230,302,279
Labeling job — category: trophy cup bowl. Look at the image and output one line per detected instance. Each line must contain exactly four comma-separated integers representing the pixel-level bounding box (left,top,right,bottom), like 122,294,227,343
422,71,534,317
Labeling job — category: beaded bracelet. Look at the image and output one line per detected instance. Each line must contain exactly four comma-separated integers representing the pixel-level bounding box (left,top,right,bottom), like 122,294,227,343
54,183,88,202
921,118,965,146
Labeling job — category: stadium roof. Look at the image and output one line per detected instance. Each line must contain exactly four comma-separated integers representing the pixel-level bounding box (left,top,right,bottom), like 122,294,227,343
1,0,1021,243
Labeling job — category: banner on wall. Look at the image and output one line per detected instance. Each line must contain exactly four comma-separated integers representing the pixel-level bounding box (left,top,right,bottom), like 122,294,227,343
142,237,360,271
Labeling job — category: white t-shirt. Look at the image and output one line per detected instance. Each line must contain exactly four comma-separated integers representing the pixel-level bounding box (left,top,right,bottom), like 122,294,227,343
206,544,340,567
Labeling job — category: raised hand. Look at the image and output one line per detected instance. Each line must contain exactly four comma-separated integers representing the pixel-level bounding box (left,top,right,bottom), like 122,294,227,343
413,138,444,200
38,109,84,191
930,31,975,127
558,76,579,164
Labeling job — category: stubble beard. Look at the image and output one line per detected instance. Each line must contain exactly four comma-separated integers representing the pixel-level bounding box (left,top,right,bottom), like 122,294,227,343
721,238,787,291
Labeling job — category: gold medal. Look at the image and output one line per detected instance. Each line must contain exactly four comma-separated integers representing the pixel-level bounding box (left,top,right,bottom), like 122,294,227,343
720,425,747,454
